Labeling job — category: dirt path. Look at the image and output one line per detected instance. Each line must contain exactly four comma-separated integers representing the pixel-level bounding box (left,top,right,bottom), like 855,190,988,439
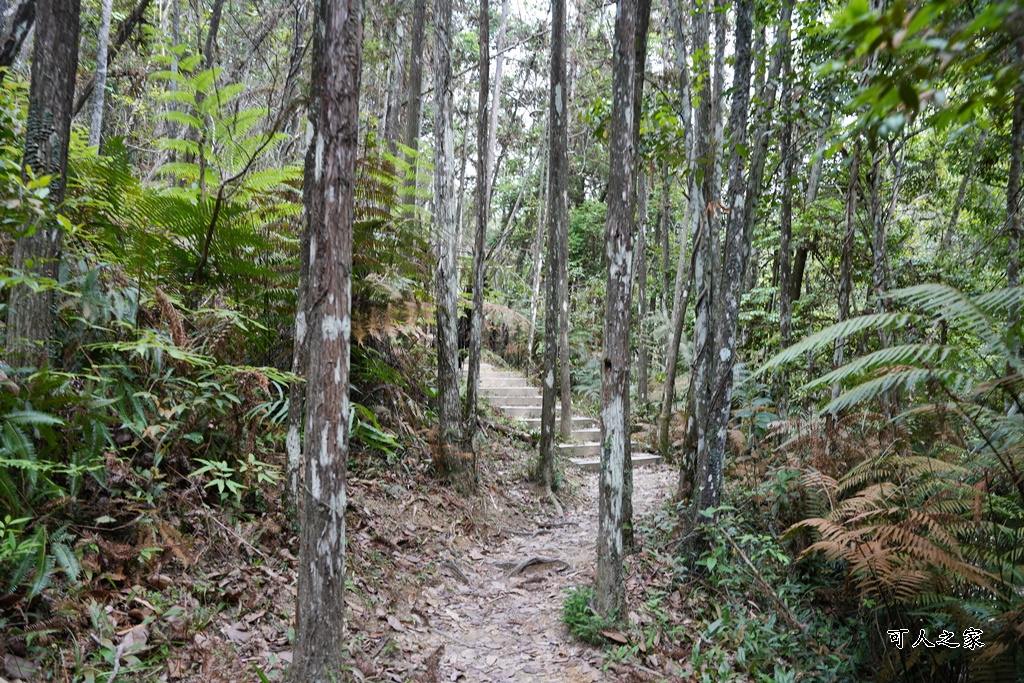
390,465,676,682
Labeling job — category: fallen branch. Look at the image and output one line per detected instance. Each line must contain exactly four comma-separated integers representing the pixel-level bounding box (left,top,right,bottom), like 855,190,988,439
722,531,808,634
500,527,551,537
442,558,474,587
495,556,568,578
538,520,578,529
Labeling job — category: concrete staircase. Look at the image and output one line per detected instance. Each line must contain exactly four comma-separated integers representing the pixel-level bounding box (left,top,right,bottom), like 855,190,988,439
469,360,662,471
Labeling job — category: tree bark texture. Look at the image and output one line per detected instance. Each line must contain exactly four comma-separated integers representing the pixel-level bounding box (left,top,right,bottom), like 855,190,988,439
432,0,465,478
536,0,568,492
694,0,754,520
88,0,114,149
486,0,509,198
464,0,490,447
636,169,649,404
833,141,859,405
675,0,713,499
658,0,699,461
402,0,426,202
596,0,636,622
740,1,791,286
527,118,549,366
290,0,361,674
0,0,34,77
203,0,225,67
6,0,80,368
777,49,795,350
383,17,406,153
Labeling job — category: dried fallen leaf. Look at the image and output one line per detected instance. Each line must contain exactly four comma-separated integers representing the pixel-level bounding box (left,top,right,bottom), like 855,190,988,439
225,622,253,644
601,630,628,644
147,573,174,590
386,615,406,633
4,653,39,679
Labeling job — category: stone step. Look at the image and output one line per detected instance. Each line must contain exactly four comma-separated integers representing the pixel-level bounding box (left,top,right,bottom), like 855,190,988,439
486,396,545,407
480,387,542,398
499,405,548,419
520,416,598,430
480,378,534,388
557,441,644,458
569,453,663,472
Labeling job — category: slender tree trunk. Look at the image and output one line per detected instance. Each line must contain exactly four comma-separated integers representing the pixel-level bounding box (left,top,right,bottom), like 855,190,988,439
433,0,465,480
290,0,361,674
6,0,79,368
383,17,406,153
740,1,791,285
464,0,490,447
536,0,568,493
402,0,426,203
636,168,649,404
943,134,985,247
203,0,224,66
778,51,794,350
1007,69,1023,292
70,0,152,117
869,142,888,312
1006,61,1023,363
658,0,699,460
557,234,572,442
88,0,114,149
486,0,509,196
595,0,636,622
0,0,35,79
527,119,549,366
787,117,828,303
455,105,472,232
832,141,859,408
659,165,671,318
618,0,650,553
694,0,753,521
675,0,714,497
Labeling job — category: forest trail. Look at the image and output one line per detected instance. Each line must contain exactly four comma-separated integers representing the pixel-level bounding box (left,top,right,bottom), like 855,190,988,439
390,465,675,682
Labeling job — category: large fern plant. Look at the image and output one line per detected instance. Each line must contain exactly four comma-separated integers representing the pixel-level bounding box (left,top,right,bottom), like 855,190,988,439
759,284,1024,681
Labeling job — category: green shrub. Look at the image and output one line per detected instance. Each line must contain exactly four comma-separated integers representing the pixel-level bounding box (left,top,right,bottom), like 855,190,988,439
562,586,616,646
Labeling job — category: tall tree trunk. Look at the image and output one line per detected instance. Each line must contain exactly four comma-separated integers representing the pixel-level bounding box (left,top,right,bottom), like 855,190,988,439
869,142,888,313
658,0,699,460
832,142,859,408
676,0,715,499
6,0,80,368
595,0,636,622
788,117,829,303
636,168,649,404
740,1,791,285
943,134,985,247
778,50,794,351
464,0,490,447
455,105,472,231
694,0,753,521
1006,60,1023,362
383,17,406,153
71,0,154,117
536,0,568,494
659,164,671,318
1007,68,1023,291
203,0,224,67
290,0,361,674
527,119,549,366
0,0,35,79
402,0,426,204
88,0,114,149
433,0,465,479
618,0,650,553
486,0,509,196
281,0,312,510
